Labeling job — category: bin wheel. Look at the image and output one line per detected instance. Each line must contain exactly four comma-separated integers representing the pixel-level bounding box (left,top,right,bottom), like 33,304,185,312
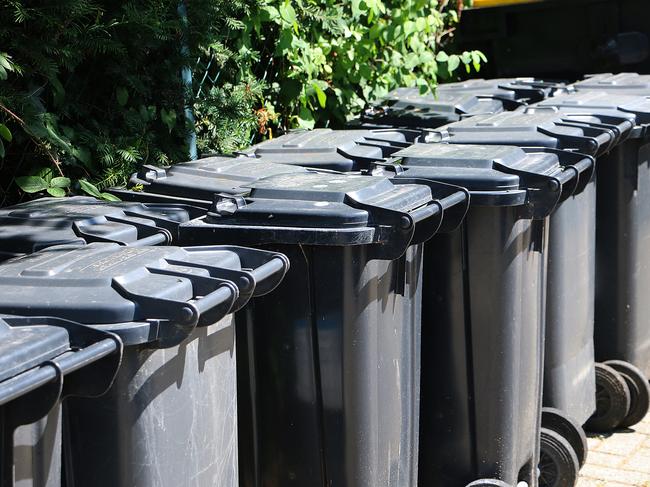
604,360,650,428
541,407,588,468
538,427,580,487
465,480,512,487
584,363,631,432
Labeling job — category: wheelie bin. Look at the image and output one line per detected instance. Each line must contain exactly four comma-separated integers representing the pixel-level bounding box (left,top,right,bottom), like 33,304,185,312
111,155,311,207
0,196,204,261
235,127,420,171
357,90,523,130
0,314,122,487
534,89,650,432
422,108,636,485
573,72,650,96
0,242,289,487
160,170,470,487
358,142,593,487
436,78,573,102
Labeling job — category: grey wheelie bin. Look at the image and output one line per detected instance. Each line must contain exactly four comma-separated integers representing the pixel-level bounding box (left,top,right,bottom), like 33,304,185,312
0,315,122,487
111,155,311,207
0,242,289,487
535,90,650,432
436,78,573,103
357,90,523,130
0,196,204,261
362,143,592,487
574,72,650,96
235,127,420,171
166,171,470,487
424,109,634,485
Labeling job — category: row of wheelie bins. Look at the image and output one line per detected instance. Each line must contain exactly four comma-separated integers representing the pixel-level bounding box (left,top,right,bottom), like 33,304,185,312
1,73,650,487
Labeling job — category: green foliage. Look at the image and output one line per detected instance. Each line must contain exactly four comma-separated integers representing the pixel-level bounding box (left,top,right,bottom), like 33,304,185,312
0,0,482,205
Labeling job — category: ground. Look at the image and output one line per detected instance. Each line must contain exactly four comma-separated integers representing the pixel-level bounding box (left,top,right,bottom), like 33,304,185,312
578,411,650,486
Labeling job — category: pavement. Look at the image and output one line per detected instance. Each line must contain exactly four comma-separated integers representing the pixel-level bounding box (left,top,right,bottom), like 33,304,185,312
578,411,650,487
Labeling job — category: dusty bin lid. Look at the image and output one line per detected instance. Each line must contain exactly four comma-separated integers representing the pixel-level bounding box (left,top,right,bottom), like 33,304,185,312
0,243,288,347
376,143,594,217
426,109,635,156
122,156,309,205
0,196,204,261
179,171,469,260
0,314,123,411
236,128,420,172
436,78,573,102
574,73,650,96
360,90,517,130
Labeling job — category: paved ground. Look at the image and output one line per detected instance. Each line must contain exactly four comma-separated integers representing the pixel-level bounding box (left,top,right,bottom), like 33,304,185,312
578,411,650,486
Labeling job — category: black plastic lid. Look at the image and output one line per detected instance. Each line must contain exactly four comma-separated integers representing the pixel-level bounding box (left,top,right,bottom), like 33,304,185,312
127,156,309,203
0,314,123,411
535,91,650,133
427,109,631,156
437,78,572,102
180,171,469,260
0,316,71,382
574,73,650,95
0,197,205,261
236,128,419,172
0,243,289,347
360,90,515,129
380,143,594,217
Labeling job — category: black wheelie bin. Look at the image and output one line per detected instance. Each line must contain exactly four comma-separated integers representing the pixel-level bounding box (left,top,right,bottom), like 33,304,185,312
358,142,593,487
435,78,573,103
0,315,122,487
157,170,470,487
574,72,650,96
535,89,650,432
423,108,635,485
235,127,420,171
0,242,289,487
0,196,204,261
357,89,524,130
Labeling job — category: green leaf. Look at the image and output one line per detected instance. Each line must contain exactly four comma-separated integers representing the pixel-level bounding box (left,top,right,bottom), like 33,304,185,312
312,83,327,109
160,108,177,133
0,66,7,81
100,192,121,202
435,51,449,62
447,54,460,73
279,1,297,26
16,176,48,193
0,124,12,142
0,140,4,158
297,106,315,129
116,87,129,107
46,187,66,197
50,177,71,188
78,179,103,198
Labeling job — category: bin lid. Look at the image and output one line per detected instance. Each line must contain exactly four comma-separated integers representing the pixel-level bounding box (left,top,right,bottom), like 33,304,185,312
361,91,511,129
181,171,469,259
437,78,572,102
382,143,593,215
535,91,650,126
0,316,71,382
574,73,650,95
0,243,257,346
427,110,629,156
129,156,308,202
0,197,203,260
236,128,418,172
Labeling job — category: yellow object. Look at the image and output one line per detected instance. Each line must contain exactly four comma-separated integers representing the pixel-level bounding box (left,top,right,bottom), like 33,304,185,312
472,0,542,7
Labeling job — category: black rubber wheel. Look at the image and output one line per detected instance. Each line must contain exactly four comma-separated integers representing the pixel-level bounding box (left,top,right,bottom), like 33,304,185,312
584,363,631,432
541,407,588,468
605,360,650,429
465,480,511,487
538,427,580,487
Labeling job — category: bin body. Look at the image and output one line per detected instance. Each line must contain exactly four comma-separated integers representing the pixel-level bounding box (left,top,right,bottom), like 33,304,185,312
65,317,239,487
13,409,61,487
593,136,650,377
420,206,547,486
237,243,423,487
